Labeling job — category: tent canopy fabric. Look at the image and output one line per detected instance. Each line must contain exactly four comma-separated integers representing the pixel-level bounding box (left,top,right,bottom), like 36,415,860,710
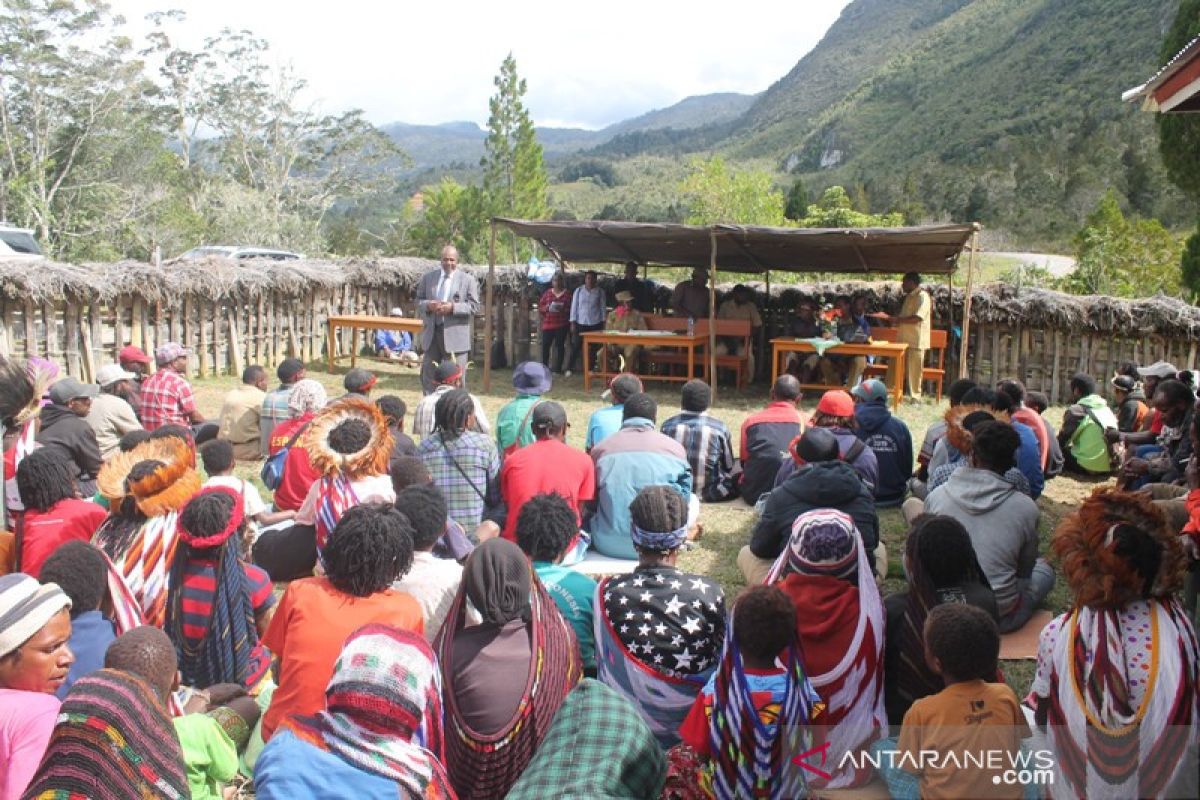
493,217,976,275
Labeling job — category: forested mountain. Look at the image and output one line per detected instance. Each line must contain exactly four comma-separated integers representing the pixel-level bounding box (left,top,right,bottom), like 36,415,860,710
721,0,1190,245
382,92,756,172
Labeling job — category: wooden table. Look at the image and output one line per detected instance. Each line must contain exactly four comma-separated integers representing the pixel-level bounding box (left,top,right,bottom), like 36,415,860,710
770,338,910,406
327,315,424,370
581,330,709,391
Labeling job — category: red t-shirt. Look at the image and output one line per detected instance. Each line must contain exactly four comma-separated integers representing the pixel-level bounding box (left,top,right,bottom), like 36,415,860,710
269,415,320,512
20,498,108,577
261,577,423,740
500,438,595,542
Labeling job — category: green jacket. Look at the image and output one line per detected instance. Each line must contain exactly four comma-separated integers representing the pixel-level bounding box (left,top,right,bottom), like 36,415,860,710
1065,394,1118,473
496,394,542,452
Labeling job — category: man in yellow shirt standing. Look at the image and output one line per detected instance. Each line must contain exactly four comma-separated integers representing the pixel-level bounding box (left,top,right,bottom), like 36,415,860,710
882,272,931,398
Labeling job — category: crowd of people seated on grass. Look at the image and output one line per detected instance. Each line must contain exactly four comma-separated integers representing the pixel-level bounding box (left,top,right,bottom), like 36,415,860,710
1,346,1200,800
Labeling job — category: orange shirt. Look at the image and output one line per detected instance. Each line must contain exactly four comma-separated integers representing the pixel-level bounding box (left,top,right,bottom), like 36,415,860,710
898,680,1030,800
261,576,423,739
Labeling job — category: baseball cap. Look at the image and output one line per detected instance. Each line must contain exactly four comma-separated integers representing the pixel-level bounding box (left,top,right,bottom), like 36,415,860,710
155,342,191,365
95,364,137,388
602,372,643,402
1137,361,1177,379
48,377,99,405
1110,375,1136,392
277,357,305,382
530,401,568,433
851,379,889,403
389,307,405,317
434,361,463,384
816,389,855,417
118,345,151,365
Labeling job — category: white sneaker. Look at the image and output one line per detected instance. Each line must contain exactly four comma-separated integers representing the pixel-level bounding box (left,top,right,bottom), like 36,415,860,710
564,370,573,377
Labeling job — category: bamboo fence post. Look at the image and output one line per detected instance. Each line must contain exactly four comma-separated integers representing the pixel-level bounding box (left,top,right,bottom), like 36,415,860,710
708,230,718,400
484,221,497,392
0,301,12,358
1051,330,1063,404
22,300,35,358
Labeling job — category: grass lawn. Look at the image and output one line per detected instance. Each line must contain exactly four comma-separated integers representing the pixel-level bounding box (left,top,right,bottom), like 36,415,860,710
191,357,1110,694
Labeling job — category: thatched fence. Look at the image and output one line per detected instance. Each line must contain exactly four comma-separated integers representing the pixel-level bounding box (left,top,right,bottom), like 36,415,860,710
0,257,1196,404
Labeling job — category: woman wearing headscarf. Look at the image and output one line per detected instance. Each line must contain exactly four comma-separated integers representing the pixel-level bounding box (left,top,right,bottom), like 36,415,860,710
883,514,998,724
436,537,580,799
92,434,202,627
594,485,726,749
21,668,188,800
767,508,886,790
165,486,275,690
255,624,454,800
1028,488,1200,799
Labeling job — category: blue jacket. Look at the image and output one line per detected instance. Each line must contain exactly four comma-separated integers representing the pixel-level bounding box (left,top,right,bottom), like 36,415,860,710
1011,421,1045,499
589,419,692,559
854,401,913,506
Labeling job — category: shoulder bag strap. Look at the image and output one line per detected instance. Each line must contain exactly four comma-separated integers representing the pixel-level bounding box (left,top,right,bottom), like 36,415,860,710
512,399,544,452
441,435,488,503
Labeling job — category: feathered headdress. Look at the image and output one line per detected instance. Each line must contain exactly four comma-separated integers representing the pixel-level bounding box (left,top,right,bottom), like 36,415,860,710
1053,487,1185,609
944,403,1009,456
98,436,201,517
304,397,393,480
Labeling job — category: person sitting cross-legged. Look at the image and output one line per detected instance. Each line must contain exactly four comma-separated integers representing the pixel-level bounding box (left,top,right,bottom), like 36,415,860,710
741,427,879,585
411,360,490,440
217,365,268,461
882,514,998,725
1059,372,1121,476
497,401,593,557
776,389,877,491
515,492,599,677
165,486,276,691
595,485,726,749
389,456,474,562
417,388,501,534
200,439,295,528
392,484,463,644
738,375,804,507
1028,488,1199,799
585,372,642,452
766,509,886,790
925,420,1052,633
255,624,454,800
851,378,913,507
661,379,738,502
39,541,117,699
261,504,424,742
0,573,73,800
665,585,821,799
14,448,107,578
495,361,553,455
376,394,418,465
590,393,693,559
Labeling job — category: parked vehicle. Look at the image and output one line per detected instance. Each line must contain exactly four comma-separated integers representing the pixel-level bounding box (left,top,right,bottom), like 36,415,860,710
177,245,304,261
0,225,43,260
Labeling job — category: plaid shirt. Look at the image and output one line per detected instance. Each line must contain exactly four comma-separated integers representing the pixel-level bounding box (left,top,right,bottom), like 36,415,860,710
417,430,501,530
661,411,736,501
138,368,197,431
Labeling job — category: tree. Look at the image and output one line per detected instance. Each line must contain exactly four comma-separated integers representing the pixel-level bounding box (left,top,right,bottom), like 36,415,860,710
410,177,489,261
678,156,785,225
482,54,547,260
784,177,810,221
796,186,904,228
1064,189,1183,297
0,0,157,254
1180,225,1200,300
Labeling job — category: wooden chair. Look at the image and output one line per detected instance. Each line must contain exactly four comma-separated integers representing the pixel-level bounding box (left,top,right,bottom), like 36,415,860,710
922,329,948,402
712,318,753,389
861,328,899,380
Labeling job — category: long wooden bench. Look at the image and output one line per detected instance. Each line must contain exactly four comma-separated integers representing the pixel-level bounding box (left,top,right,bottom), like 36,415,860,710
644,315,753,389
862,327,948,401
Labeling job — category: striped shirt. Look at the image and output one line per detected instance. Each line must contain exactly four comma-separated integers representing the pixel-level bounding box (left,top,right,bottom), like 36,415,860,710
180,558,275,684
661,411,736,501
412,385,491,440
417,431,501,531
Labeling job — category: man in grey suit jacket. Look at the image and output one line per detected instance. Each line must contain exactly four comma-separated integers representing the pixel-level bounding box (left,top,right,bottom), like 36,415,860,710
417,245,481,393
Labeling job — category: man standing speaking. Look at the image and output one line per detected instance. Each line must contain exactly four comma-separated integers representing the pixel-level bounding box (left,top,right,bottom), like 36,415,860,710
880,271,931,399
417,245,480,394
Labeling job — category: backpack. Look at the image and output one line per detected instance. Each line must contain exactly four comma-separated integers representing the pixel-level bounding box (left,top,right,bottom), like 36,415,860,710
260,422,311,491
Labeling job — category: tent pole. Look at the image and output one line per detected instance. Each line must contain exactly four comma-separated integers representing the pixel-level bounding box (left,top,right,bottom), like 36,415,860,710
958,225,981,380
708,230,719,401
763,269,771,384
484,220,497,393
946,269,953,377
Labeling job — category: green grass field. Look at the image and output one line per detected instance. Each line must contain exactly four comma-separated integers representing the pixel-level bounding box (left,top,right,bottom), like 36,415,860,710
191,357,1107,693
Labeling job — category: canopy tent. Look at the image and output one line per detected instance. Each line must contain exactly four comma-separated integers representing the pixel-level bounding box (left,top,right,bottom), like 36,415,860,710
483,218,981,394
1123,33,1200,113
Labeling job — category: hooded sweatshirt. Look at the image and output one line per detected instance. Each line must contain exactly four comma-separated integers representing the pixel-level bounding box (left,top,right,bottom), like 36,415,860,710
36,404,103,495
924,466,1040,618
853,402,913,506
750,460,878,564
773,426,879,491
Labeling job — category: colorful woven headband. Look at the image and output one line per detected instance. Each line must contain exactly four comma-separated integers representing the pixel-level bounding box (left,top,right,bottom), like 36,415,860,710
178,486,245,548
787,509,859,581
630,523,688,552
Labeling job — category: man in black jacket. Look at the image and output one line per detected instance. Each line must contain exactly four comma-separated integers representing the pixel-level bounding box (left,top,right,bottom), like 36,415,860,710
738,426,879,583
36,377,103,496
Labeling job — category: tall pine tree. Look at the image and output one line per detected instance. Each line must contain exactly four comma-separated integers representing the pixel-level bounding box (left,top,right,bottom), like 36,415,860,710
482,54,547,261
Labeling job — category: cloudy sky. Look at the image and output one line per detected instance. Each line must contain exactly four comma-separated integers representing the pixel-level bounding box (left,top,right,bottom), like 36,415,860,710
111,0,852,129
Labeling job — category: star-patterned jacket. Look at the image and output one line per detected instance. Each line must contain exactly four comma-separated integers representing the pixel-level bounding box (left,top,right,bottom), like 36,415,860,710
602,564,726,678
